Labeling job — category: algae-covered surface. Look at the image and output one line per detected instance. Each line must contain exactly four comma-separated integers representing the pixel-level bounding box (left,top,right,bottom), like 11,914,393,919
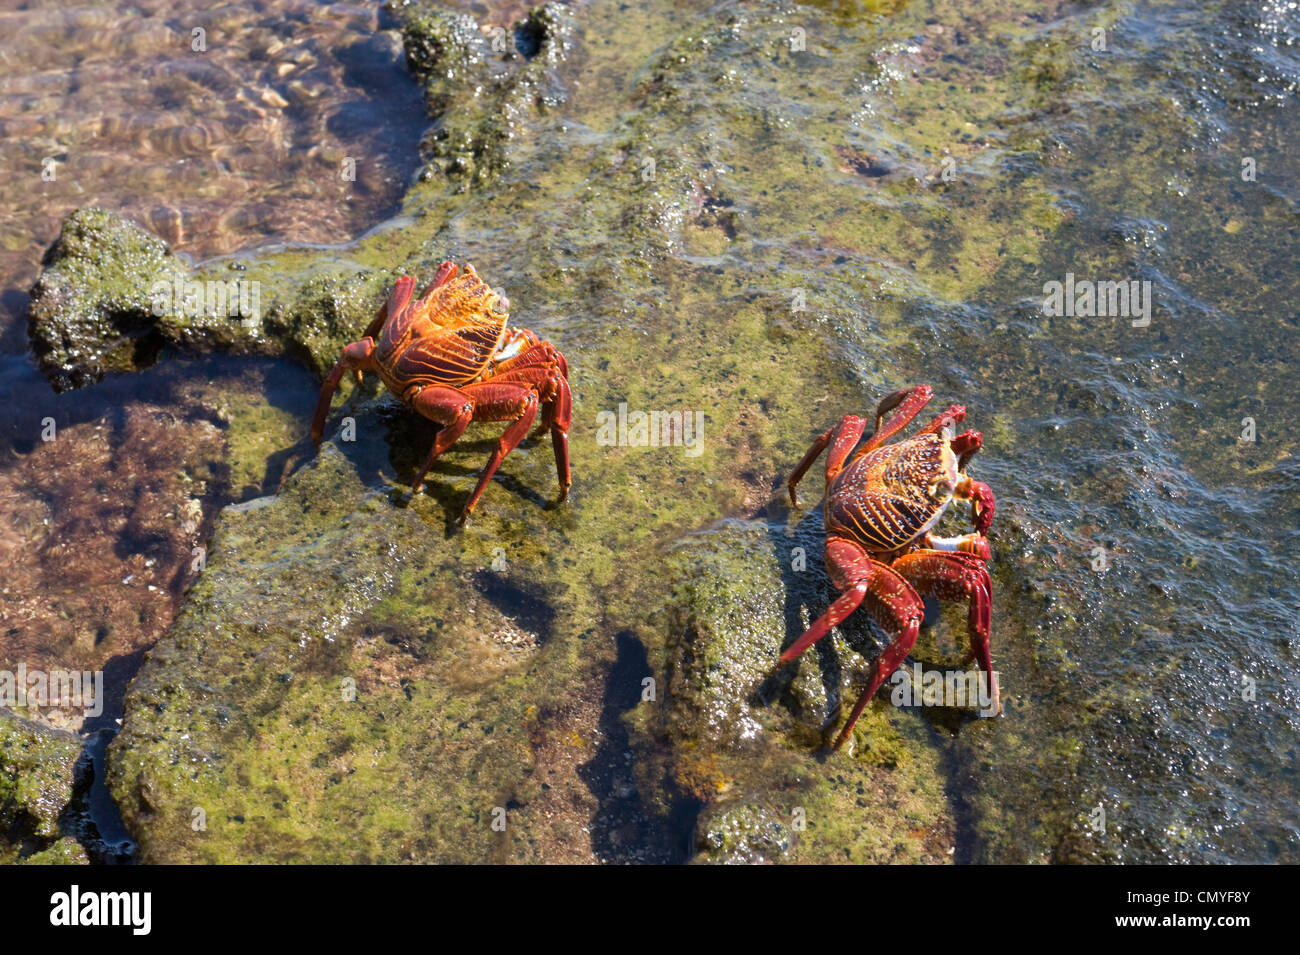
8,0,1299,863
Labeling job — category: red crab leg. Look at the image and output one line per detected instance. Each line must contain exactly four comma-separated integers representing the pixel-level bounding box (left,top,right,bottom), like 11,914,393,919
417,260,459,300
358,274,419,344
859,384,934,453
474,348,572,500
777,539,925,751
455,381,541,522
781,537,925,751
916,404,966,438
408,379,544,521
407,385,475,491
787,414,868,508
547,372,572,501
344,275,418,387
955,474,995,535
891,549,999,716
311,338,378,445
949,428,982,471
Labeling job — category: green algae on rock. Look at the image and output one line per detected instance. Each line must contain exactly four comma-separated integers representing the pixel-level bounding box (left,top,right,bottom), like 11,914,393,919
96,0,1074,863
28,206,185,391
107,441,599,862
25,206,309,391
0,712,82,863
25,201,398,391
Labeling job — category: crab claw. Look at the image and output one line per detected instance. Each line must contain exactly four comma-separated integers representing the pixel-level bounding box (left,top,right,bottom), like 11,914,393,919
967,480,995,536
923,531,991,562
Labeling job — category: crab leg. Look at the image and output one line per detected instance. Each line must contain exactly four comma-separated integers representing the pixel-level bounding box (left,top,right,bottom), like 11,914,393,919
805,538,925,750
787,414,869,508
311,338,378,445
407,385,475,491
923,531,991,561
777,538,870,663
916,404,966,438
417,260,459,300
473,351,572,500
408,379,545,520
455,381,541,521
547,372,572,501
357,274,416,348
859,384,934,453
891,549,999,716
948,428,981,469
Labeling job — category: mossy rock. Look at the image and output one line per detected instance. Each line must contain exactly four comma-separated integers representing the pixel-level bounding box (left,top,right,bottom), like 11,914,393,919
400,1,575,188
20,837,90,865
27,207,183,390
0,713,82,861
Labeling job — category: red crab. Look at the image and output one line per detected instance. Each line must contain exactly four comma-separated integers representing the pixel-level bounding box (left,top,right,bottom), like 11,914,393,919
783,384,999,750
311,262,571,521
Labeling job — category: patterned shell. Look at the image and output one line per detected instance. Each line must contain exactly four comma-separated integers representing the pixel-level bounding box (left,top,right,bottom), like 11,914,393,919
376,265,510,390
826,432,958,555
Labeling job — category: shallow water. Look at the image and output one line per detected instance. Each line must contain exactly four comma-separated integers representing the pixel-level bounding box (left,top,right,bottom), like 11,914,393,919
0,0,427,710
2,0,1297,863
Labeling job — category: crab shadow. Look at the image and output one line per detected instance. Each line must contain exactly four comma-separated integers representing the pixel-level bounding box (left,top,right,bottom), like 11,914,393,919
319,390,557,533
577,629,702,863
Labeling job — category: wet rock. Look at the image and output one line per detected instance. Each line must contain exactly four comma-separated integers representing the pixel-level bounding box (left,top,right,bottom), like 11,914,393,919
693,803,791,865
26,203,397,390
20,837,89,865
106,442,582,863
0,712,81,862
665,519,833,754
263,270,390,379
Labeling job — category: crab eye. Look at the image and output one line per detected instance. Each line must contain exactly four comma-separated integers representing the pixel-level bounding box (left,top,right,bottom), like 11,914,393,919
929,479,955,502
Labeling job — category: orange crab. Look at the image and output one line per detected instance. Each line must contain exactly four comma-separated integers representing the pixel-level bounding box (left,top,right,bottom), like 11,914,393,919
311,262,571,521
783,384,998,750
